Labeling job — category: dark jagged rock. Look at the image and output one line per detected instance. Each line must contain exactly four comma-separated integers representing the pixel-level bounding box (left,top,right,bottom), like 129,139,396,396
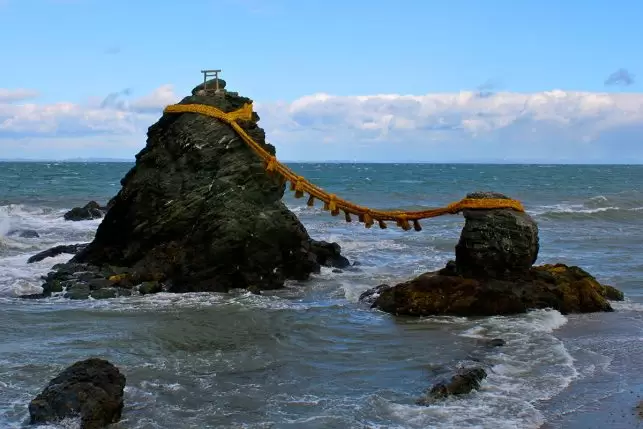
309,240,350,268
40,80,350,296
487,338,506,347
28,358,126,429
359,191,624,316
64,201,107,221
27,243,89,263
417,367,487,405
455,192,539,280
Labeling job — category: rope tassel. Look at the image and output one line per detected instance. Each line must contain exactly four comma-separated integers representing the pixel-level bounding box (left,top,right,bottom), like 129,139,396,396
306,195,315,207
344,211,352,222
363,212,374,228
396,215,411,231
413,220,422,231
378,220,387,229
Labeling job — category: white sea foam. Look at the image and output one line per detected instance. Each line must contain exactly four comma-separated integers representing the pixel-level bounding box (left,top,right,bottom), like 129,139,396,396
389,309,576,428
0,204,99,297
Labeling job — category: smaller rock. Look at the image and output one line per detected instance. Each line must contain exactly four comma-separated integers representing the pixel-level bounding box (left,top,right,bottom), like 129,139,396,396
28,358,125,429
603,284,624,301
64,284,91,300
64,201,106,221
309,240,351,269
138,281,162,295
88,278,113,291
487,338,506,347
90,288,118,300
417,367,487,405
116,288,132,297
7,229,40,238
358,284,392,305
28,244,89,264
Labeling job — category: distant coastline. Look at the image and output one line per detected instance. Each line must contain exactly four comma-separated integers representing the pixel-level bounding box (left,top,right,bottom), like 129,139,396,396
0,159,641,166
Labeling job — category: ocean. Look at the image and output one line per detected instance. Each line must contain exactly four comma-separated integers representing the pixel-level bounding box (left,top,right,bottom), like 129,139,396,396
1,162,642,429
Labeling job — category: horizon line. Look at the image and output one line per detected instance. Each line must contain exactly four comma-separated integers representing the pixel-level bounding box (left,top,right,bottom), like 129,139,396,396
1,158,642,166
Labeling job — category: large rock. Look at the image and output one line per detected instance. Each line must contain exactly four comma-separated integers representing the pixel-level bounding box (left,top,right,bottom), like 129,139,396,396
455,192,539,279
367,263,622,316
61,80,348,294
28,358,126,429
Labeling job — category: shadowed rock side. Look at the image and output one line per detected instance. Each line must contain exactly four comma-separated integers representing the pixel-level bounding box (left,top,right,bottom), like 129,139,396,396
360,192,624,316
28,358,126,429
50,79,350,295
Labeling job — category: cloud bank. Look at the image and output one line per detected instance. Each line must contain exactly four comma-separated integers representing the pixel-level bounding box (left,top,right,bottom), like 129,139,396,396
1,85,642,162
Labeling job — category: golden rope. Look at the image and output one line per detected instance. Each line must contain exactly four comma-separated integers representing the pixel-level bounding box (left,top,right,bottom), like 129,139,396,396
163,103,525,231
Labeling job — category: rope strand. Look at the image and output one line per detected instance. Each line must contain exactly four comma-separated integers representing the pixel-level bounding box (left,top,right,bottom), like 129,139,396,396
163,103,525,230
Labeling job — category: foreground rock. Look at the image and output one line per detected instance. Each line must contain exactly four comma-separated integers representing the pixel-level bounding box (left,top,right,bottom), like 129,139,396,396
64,201,107,221
30,78,348,299
417,367,487,405
27,243,88,263
360,192,624,316
29,358,125,429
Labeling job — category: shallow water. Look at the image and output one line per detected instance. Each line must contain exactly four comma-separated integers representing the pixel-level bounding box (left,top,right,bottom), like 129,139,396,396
1,162,642,428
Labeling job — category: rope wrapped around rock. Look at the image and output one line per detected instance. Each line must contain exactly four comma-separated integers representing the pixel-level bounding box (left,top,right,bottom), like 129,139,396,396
163,103,525,231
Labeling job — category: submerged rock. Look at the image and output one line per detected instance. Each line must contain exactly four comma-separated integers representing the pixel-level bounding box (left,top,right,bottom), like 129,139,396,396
27,243,89,263
28,358,126,429
417,367,487,405
360,191,624,316
64,201,106,221
34,79,350,296
7,229,40,238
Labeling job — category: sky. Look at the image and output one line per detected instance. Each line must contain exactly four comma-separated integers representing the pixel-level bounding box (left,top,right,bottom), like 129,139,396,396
1,0,642,163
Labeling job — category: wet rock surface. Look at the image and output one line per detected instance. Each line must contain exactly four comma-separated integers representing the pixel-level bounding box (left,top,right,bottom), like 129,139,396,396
417,367,488,405
28,358,126,429
27,79,348,299
27,243,89,263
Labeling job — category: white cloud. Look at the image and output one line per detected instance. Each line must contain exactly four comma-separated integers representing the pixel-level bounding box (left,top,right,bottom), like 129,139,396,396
0,88,40,103
1,86,643,162
255,90,643,162
0,85,179,138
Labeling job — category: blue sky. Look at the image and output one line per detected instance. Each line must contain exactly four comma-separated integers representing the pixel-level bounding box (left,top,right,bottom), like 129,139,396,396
1,0,642,162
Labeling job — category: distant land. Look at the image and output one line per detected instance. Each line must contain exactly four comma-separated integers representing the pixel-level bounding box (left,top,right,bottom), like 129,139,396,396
0,157,134,163
0,158,640,165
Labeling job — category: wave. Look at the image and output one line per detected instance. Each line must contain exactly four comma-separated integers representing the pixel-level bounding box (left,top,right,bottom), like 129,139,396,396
532,191,643,221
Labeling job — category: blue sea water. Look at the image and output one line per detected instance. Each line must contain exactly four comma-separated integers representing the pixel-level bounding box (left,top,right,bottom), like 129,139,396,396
0,162,642,428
